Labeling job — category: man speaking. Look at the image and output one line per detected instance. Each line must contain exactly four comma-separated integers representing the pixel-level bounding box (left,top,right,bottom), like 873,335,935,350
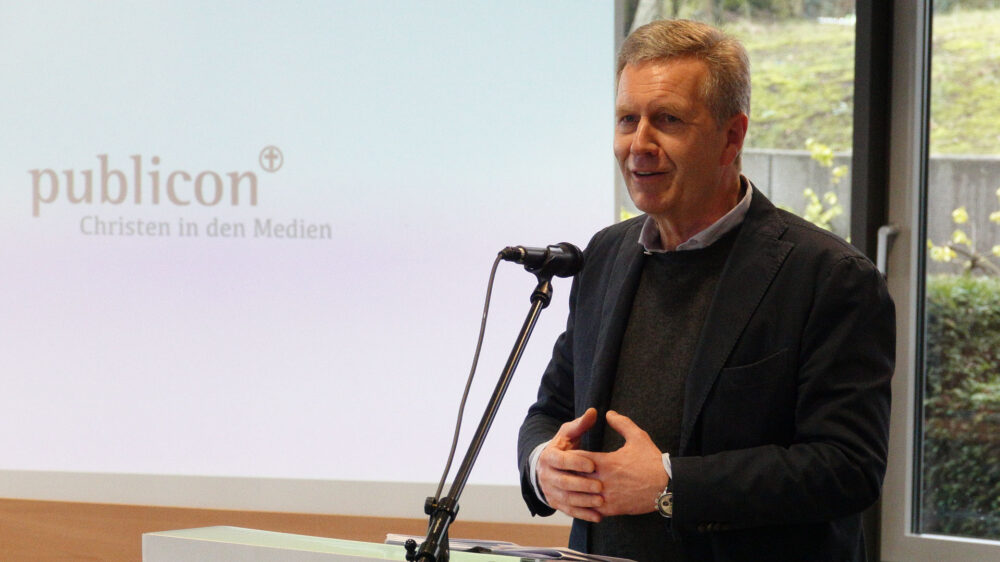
517,19,894,561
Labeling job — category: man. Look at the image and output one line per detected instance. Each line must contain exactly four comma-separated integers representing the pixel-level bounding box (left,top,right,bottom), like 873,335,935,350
517,19,894,561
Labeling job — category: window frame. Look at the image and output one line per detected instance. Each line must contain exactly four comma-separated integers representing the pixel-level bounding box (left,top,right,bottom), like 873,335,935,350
881,0,1000,559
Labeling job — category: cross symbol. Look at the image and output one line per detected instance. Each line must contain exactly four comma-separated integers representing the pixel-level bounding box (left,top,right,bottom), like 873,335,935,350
259,146,283,172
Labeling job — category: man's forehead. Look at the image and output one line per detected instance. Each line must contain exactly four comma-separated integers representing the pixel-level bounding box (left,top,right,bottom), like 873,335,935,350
615,58,708,108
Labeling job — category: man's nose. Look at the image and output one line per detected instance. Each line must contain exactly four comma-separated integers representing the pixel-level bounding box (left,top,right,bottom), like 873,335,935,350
630,119,658,155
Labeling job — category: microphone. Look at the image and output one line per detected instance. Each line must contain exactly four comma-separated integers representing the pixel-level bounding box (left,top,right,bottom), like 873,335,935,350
499,242,584,278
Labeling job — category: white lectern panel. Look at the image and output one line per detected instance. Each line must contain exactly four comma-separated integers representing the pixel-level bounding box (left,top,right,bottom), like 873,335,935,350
142,526,520,562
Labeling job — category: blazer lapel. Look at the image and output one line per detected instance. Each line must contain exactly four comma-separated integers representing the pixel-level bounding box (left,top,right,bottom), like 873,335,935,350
679,189,794,453
581,219,645,452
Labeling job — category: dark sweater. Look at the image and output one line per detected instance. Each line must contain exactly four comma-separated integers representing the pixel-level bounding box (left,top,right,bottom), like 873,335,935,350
591,227,739,562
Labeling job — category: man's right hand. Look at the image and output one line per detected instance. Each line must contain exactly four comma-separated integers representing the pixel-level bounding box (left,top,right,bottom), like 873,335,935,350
536,407,605,522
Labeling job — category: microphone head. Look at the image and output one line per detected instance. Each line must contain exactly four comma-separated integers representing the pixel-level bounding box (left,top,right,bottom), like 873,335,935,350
542,242,584,278
499,242,584,278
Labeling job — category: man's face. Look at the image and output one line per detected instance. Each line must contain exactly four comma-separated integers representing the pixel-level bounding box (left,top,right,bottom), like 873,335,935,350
614,58,743,224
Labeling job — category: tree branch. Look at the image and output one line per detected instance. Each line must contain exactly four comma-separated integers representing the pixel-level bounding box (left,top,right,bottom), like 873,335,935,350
946,243,1000,276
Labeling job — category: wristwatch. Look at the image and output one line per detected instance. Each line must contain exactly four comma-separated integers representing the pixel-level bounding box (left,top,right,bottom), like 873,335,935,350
655,482,673,518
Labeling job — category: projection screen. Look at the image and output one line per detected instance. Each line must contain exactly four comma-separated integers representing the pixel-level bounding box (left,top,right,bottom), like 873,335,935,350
0,0,614,523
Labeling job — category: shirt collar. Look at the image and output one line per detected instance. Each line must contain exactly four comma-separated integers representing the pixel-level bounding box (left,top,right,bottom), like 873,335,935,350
639,178,752,253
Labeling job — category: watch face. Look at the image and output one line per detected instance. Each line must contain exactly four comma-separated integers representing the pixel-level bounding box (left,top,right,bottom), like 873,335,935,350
657,491,673,517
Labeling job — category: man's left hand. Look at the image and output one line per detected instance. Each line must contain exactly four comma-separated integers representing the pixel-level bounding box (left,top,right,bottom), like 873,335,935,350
574,410,669,516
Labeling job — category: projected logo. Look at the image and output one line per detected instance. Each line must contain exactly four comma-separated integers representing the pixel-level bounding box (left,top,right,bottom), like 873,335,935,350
29,147,330,240
259,145,283,173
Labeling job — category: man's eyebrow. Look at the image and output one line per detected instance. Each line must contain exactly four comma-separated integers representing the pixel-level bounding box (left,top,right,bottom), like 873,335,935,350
614,101,689,118
649,98,689,114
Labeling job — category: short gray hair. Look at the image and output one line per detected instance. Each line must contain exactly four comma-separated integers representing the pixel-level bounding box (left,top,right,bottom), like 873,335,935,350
617,19,750,127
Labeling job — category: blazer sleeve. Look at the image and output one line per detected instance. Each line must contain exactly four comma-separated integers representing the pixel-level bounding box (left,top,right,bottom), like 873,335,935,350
515,220,628,516
670,254,895,531
516,273,580,517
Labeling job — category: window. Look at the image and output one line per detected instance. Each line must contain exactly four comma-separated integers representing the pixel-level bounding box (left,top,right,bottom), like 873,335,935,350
918,0,1000,544
883,0,1000,559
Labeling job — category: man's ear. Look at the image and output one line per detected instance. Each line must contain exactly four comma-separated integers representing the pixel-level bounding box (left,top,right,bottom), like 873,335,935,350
720,112,749,167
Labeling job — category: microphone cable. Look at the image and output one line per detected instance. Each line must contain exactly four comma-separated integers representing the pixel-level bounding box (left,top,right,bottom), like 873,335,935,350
432,252,503,502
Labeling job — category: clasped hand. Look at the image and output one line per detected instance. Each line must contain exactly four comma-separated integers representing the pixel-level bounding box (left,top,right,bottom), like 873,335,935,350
536,408,669,523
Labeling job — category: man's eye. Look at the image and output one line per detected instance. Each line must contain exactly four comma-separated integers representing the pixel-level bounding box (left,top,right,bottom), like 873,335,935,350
617,115,638,126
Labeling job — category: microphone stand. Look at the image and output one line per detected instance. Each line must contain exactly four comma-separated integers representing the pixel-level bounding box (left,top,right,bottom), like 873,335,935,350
405,274,555,562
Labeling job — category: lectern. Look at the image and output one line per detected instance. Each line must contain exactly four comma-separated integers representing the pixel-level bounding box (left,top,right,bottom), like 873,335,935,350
142,527,524,562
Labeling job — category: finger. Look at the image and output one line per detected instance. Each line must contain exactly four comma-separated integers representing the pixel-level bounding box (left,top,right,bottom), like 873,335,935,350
544,469,603,495
543,486,603,523
605,410,648,443
542,447,596,474
559,407,598,441
562,505,603,523
569,450,612,474
594,503,626,517
561,491,605,509
571,449,608,463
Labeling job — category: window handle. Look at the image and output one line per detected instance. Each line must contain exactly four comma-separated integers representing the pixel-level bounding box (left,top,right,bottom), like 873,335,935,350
876,224,900,277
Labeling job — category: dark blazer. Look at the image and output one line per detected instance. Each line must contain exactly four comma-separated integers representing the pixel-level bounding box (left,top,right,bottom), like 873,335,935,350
517,187,895,561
